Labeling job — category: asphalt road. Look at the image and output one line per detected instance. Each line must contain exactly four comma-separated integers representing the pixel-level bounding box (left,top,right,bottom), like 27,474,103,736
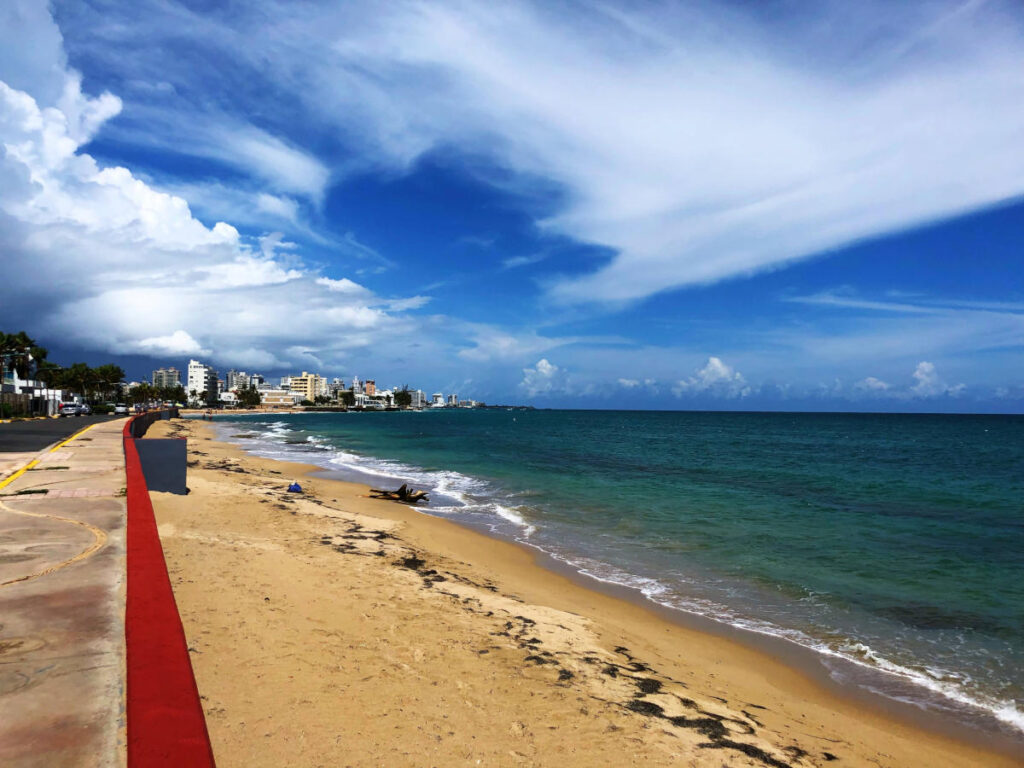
0,415,122,453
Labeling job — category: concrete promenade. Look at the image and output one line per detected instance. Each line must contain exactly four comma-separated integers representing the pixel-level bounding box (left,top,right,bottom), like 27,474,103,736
0,419,128,767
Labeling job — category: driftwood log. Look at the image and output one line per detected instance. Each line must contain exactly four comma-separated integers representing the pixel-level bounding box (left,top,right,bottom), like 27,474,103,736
369,483,429,504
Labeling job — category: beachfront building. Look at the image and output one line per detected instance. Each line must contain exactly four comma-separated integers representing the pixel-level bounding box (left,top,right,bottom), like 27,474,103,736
447,393,458,407
261,389,304,408
431,393,445,408
351,375,363,395
249,373,265,389
290,371,327,401
186,359,218,406
411,390,426,409
1,351,61,416
329,378,346,400
152,366,181,388
225,369,248,391
279,376,292,390
365,379,376,396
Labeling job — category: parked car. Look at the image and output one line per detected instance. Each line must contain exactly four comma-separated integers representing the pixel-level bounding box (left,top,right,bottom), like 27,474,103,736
79,403,92,415
113,404,130,415
59,403,80,417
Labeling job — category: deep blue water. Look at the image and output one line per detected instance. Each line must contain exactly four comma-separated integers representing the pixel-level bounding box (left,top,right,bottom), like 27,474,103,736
212,409,1024,735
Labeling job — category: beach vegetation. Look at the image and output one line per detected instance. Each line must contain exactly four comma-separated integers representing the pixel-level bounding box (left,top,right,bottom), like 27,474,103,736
394,385,412,409
1,330,128,414
236,384,262,408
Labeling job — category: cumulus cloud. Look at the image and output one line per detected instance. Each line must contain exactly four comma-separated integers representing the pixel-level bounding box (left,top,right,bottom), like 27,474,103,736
618,377,657,392
0,23,433,374
910,361,965,398
673,357,751,399
520,358,565,397
134,330,209,356
855,376,890,392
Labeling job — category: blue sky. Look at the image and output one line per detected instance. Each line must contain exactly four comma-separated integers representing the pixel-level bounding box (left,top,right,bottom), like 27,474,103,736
1,0,1022,411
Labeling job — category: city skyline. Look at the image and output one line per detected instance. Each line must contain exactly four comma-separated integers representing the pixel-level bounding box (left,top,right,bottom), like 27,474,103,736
1,2,1022,412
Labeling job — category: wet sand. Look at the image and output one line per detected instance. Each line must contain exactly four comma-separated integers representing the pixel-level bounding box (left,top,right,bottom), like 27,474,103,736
146,418,1020,767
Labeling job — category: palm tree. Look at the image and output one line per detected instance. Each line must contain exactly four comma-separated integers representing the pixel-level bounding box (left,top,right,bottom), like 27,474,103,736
92,363,125,402
34,361,64,416
63,362,94,402
0,330,35,383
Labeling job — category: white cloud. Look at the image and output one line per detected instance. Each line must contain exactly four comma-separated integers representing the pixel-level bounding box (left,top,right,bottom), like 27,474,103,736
618,377,657,392
0,41,434,374
855,376,890,392
673,357,751,398
502,253,547,270
222,126,330,201
520,358,564,397
256,192,300,222
911,361,965,398
315,276,367,294
42,1,1024,305
134,330,208,356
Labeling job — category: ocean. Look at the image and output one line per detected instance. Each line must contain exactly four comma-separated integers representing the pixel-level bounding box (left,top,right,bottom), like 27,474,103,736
209,409,1023,739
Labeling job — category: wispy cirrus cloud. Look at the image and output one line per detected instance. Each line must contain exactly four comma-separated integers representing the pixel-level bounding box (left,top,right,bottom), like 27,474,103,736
47,0,1024,306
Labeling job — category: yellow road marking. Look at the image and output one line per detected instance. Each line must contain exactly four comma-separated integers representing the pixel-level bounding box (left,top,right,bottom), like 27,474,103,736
0,421,111,587
50,421,99,452
0,422,100,491
0,459,40,491
0,498,108,587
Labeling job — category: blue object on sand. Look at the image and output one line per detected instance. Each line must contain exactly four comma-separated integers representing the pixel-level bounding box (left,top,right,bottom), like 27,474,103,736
287,482,302,493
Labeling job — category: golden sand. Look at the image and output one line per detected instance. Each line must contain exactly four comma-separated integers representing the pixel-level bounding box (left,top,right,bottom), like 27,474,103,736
146,418,1019,767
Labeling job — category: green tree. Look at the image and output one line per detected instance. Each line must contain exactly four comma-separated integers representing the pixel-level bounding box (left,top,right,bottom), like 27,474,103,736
129,383,154,405
0,330,36,382
394,385,412,409
236,385,262,408
339,389,355,407
64,362,95,401
92,363,125,402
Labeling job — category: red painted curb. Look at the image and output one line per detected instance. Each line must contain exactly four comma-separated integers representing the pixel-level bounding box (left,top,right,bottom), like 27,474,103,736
124,415,216,766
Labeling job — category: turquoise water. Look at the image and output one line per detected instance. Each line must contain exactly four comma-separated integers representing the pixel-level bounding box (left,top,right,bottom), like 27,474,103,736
213,409,1024,736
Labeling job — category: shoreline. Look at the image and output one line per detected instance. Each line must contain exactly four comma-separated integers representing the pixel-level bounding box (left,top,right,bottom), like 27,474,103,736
221,411,1024,747
148,417,1022,766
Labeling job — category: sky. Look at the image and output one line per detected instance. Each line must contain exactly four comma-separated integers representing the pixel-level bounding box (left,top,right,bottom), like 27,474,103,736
0,0,1022,412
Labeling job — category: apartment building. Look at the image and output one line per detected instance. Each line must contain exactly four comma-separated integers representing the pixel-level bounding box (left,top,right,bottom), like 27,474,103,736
186,359,218,405
290,371,327,401
152,367,181,388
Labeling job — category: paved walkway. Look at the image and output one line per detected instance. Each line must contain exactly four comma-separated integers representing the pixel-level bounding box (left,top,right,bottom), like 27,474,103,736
0,419,128,768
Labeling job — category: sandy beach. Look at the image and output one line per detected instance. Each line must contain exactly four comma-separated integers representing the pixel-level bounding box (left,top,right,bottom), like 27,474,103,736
145,418,1020,767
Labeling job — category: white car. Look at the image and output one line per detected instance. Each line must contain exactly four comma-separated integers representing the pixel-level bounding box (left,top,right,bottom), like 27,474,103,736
59,403,80,417
113,404,130,415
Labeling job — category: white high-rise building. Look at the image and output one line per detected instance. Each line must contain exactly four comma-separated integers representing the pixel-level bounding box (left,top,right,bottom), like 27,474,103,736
225,369,248,391
186,359,218,406
411,390,426,409
447,393,458,407
431,392,445,408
